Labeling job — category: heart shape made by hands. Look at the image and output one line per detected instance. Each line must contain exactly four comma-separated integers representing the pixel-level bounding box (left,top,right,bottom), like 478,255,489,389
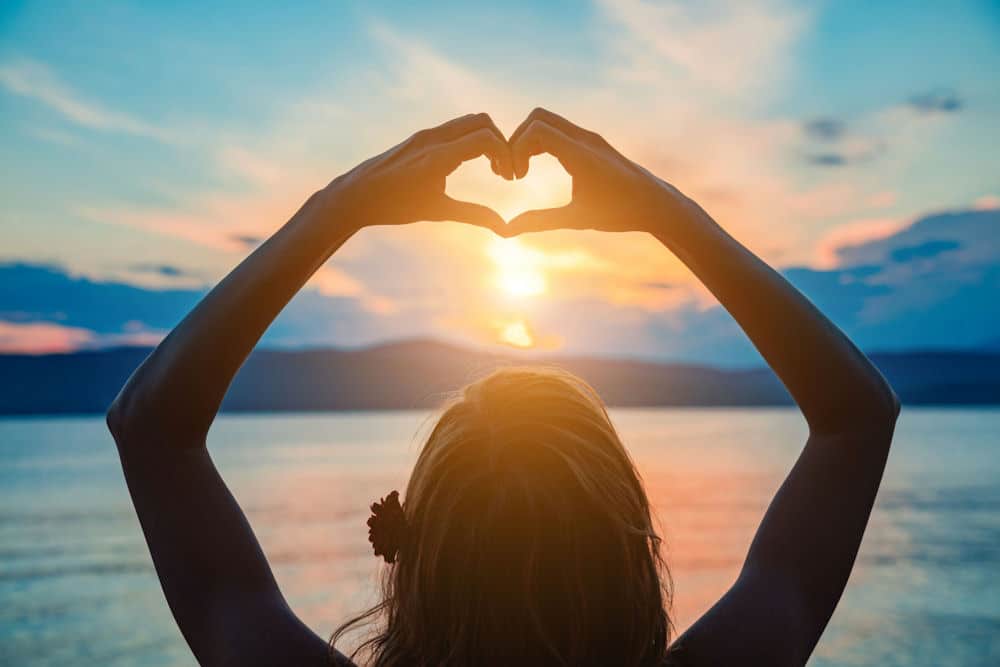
446,153,572,223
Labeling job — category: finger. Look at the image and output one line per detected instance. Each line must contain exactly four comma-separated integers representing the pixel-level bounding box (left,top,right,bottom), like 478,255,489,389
412,113,513,179
509,119,585,179
426,195,507,234
428,127,512,178
503,205,577,236
509,107,599,149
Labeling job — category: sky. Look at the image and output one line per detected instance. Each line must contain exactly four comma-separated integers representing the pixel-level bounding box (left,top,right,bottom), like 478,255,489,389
1,0,998,364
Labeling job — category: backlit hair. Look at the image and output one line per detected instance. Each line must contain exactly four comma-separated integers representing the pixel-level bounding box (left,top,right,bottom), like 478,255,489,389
333,366,671,665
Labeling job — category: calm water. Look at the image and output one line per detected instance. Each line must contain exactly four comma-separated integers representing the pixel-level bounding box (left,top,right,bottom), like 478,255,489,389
1,408,998,666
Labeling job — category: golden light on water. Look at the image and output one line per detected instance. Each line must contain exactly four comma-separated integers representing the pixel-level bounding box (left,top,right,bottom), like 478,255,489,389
489,237,547,298
499,320,534,348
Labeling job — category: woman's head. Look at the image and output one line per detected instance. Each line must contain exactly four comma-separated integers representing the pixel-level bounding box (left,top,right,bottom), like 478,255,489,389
336,366,670,666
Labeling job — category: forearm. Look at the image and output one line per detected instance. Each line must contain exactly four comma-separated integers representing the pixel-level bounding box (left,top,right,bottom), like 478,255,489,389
105,189,355,664
651,192,899,434
109,188,356,446
654,194,900,663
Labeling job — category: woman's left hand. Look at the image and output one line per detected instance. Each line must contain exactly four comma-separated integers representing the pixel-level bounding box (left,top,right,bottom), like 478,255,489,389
323,113,513,236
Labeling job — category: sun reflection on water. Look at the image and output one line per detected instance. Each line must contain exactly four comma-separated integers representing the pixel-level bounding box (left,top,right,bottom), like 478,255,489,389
499,320,534,348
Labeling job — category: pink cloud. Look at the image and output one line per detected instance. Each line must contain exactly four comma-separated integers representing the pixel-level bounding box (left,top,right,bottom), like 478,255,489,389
974,195,999,211
0,321,95,354
0,319,170,355
813,217,908,269
866,191,898,209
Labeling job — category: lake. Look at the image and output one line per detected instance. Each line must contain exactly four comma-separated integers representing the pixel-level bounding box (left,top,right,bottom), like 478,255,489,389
1,408,998,666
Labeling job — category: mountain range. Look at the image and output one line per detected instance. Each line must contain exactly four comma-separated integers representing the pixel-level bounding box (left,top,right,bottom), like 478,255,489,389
1,340,998,415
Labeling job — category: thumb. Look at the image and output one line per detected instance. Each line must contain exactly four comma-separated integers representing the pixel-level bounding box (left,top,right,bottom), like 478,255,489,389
427,195,507,235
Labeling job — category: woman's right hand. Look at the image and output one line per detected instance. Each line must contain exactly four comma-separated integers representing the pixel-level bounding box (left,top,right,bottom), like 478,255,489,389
502,107,694,238
322,113,513,237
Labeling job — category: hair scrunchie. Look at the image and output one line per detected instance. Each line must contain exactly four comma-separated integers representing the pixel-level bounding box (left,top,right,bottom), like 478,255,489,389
367,490,407,564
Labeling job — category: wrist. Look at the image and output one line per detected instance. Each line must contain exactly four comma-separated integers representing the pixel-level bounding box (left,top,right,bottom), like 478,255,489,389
307,185,365,240
637,181,682,237
645,182,710,241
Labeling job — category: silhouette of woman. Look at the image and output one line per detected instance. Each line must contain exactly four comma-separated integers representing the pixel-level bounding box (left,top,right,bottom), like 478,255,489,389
107,109,899,666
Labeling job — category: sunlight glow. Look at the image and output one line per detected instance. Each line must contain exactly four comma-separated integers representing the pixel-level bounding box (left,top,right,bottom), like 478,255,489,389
489,238,547,298
500,269,546,298
499,320,534,348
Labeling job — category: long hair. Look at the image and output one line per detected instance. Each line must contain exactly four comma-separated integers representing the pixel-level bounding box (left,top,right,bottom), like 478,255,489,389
332,366,672,666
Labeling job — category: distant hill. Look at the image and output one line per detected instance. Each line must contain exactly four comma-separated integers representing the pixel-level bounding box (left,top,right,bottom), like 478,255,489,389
1,340,998,415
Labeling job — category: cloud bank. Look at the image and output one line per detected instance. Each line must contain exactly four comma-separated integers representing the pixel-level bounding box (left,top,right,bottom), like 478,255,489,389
2,208,996,364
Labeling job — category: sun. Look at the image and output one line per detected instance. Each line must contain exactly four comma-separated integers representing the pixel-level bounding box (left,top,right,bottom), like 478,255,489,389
499,269,546,298
489,238,547,298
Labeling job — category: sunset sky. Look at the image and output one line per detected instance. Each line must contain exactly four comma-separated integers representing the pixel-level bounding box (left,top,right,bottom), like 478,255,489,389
2,1,998,363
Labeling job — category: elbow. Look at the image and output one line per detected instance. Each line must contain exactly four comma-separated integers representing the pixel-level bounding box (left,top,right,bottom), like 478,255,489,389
106,351,156,448
857,384,901,440
875,376,902,431
887,386,902,424
856,384,900,436
105,398,123,444
105,365,160,450
816,379,900,439
856,362,901,434
106,369,211,451
106,384,140,449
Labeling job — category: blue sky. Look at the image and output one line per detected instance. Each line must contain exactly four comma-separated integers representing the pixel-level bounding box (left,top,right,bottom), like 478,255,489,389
1,1,998,362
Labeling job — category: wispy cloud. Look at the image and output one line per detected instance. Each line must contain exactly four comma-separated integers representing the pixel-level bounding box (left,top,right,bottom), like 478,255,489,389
802,118,847,142
802,135,884,168
26,125,84,146
367,20,513,114
907,89,963,114
597,0,809,98
129,263,193,279
0,59,174,142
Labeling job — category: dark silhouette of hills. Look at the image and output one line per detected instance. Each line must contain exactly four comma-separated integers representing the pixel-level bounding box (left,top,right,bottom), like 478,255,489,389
1,340,998,416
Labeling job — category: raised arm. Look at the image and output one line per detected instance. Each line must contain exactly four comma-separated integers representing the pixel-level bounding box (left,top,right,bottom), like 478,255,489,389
504,108,900,666
106,114,512,666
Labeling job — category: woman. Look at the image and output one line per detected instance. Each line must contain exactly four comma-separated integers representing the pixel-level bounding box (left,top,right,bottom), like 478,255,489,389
107,109,900,666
